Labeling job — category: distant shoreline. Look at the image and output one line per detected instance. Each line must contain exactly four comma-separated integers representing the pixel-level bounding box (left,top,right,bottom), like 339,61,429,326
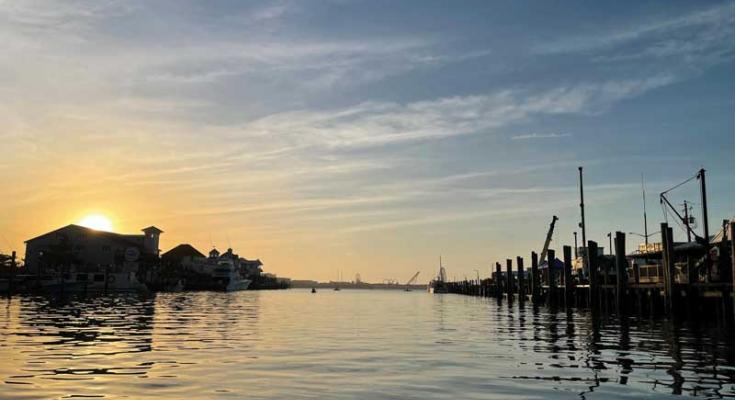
290,281,426,291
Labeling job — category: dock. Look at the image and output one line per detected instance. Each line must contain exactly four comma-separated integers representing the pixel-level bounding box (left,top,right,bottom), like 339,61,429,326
442,223,735,321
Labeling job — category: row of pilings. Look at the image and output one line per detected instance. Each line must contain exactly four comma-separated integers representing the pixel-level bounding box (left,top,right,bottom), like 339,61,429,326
444,223,735,322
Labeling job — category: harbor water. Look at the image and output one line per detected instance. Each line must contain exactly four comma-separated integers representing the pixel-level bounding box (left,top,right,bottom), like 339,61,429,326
1,289,734,399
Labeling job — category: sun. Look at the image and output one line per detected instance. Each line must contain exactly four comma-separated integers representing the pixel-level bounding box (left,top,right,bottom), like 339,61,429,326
78,214,114,232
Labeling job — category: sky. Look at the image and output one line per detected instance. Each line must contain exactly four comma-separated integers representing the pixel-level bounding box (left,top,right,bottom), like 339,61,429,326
1,0,734,283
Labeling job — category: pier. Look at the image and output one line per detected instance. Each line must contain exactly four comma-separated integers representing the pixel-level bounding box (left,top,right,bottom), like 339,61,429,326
442,226,735,321
439,167,735,322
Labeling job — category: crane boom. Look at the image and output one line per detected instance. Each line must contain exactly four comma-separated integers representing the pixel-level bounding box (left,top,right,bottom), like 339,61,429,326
539,216,559,264
406,271,421,286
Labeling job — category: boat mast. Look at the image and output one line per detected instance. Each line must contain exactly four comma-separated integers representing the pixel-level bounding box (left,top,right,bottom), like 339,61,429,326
642,174,649,246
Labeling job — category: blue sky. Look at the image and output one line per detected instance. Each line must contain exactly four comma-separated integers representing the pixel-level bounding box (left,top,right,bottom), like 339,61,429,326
1,0,734,281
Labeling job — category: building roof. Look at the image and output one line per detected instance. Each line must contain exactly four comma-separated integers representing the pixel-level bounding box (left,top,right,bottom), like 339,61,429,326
161,244,205,261
142,226,164,234
26,224,133,243
25,224,157,252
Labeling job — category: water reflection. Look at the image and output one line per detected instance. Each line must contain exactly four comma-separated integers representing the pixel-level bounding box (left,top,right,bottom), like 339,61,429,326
0,290,733,399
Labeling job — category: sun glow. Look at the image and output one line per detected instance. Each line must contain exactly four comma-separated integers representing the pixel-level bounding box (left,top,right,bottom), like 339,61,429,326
78,214,114,232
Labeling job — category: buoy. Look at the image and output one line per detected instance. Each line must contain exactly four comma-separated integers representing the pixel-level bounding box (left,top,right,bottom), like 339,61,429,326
311,288,316,293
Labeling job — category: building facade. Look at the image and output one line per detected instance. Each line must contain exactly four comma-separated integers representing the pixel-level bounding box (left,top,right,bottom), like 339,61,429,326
24,224,163,272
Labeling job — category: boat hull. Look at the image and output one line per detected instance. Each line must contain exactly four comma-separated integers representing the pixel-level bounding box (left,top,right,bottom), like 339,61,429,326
225,279,252,291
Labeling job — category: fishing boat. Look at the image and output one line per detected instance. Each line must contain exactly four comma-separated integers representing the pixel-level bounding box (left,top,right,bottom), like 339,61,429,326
428,257,449,294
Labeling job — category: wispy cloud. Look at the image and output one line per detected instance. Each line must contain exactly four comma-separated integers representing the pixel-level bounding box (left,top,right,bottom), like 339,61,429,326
539,2,735,68
239,75,672,148
511,133,571,140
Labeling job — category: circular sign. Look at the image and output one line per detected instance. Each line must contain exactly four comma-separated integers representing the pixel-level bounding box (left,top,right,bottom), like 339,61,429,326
125,247,140,262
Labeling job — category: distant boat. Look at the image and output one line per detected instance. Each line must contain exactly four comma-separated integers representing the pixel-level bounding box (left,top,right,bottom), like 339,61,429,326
334,269,342,291
428,257,449,294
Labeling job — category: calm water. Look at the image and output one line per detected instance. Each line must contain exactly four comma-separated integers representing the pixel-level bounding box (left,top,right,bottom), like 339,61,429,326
1,290,734,399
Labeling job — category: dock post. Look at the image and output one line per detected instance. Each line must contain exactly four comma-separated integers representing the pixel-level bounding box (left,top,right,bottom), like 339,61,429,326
495,262,502,298
661,223,675,314
615,231,627,312
730,222,735,315
531,252,539,302
517,256,525,301
563,246,573,306
661,223,669,301
506,259,513,297
8,251,16,296
667,226,676,314
548,249,556,303
588,241,599,307
633,261,640,285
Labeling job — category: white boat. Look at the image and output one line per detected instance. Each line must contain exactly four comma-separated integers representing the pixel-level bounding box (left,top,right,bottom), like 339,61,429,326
212,260,252,291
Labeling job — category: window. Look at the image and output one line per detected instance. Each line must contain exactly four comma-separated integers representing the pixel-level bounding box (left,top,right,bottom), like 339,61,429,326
76,274,88,282
102,245,111,252
93,274,105,282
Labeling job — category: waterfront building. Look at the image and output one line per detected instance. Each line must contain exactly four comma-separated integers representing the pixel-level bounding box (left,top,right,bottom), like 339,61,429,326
24,224,163,273
162,244,265,290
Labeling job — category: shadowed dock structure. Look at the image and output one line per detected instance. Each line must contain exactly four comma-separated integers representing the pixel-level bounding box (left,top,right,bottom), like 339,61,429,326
441,168,735,323
443,222,735,322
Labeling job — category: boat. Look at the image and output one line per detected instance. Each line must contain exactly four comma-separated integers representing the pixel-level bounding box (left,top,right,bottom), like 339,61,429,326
333,270,342,291
163,280,185,292
428,257,449,294
212,259,252,291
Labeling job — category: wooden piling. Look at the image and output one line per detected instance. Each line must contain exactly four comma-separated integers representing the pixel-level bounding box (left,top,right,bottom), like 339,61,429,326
588,241,599,306
547,249,557,304
633,261,640,285
661,223,669,296
517,256,525,300
615,231,627,311
506,259,513,297
531,252,539,302
563,246,572,306
548,249,556,290
495,262,502,298
8,251,16,296
661,223,675,314
730,222,735,317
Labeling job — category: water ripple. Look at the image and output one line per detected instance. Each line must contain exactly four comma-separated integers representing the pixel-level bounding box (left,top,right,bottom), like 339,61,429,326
1,291,734,399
